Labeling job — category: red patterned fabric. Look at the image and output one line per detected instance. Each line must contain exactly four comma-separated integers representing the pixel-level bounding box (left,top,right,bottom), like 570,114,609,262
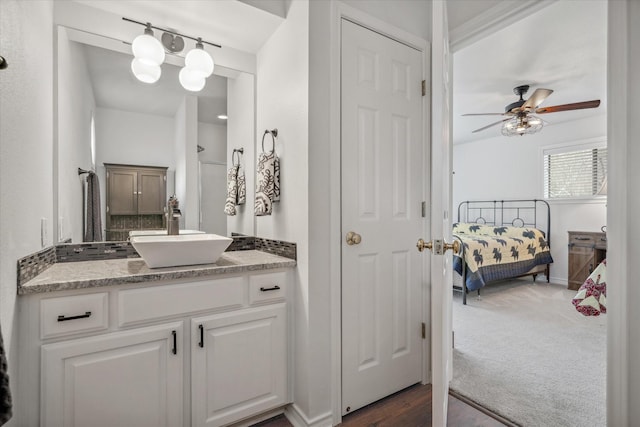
572,259,607,316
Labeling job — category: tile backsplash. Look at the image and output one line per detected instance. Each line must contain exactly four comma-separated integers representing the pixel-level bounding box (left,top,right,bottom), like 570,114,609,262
17,246,56,286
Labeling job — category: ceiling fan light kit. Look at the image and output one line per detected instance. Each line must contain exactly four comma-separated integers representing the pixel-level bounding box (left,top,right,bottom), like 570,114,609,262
502,113,543,137
463,84,601,137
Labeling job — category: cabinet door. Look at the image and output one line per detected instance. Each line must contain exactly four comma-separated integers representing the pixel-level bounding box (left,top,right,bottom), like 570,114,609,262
568,246,596,290
41,322,184,427
107,168,138,215
192,304,287,427
138,169,166,214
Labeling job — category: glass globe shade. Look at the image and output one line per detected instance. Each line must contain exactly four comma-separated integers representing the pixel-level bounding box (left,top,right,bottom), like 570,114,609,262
185,47,214,77
131,33,165,66
131,58,161,84
179,67,206,92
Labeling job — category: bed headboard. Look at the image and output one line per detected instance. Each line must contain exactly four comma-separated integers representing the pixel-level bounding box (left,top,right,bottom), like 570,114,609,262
457,199,551,246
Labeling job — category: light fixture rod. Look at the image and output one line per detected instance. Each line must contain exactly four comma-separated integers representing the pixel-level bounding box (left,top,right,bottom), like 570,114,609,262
122,17,222,49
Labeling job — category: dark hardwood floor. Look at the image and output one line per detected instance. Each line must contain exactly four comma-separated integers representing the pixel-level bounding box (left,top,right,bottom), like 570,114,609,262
251,384,507,427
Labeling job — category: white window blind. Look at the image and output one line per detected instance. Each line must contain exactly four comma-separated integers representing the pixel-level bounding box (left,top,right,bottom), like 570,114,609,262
544,147,607,198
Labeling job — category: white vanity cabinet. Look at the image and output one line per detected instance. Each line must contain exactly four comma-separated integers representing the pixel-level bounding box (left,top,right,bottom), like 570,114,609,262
41,322,184,427
18,268,292,427
192,304,287,427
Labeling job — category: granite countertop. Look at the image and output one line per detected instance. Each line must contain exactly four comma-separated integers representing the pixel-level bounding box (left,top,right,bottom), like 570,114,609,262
18,250,296,295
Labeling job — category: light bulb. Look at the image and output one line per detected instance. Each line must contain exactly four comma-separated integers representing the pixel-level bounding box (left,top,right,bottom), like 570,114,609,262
179,67,206,92
132,32,165,66
131,58,161,84
185,46,214,77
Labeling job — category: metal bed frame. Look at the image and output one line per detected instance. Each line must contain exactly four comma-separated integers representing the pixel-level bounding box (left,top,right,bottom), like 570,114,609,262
454,199,552,305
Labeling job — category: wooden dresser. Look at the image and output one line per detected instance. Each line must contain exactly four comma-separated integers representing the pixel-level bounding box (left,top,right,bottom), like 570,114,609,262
567,231,607,290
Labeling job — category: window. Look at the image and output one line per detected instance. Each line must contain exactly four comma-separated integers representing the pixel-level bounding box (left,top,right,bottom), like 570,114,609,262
543,146,607,199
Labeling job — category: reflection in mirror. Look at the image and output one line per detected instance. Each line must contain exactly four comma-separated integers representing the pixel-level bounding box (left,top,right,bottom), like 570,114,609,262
56,27,255,243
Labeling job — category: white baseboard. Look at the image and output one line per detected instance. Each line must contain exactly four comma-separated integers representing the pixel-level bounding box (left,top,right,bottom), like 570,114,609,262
284,404,333,427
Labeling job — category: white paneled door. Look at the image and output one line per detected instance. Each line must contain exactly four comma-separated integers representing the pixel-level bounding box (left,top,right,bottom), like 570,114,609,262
341,19,424,415
430,1,454,426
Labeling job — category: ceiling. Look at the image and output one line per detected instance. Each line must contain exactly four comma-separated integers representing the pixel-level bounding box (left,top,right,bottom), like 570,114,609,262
73,0,285,54
452,0,607,144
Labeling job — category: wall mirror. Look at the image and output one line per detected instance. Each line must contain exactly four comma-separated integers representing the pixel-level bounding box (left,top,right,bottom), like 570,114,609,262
56,26,256,243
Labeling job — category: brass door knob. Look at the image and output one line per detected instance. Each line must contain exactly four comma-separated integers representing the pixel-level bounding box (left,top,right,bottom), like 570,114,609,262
416,238,460,254
346,231,362,245
416,238,432,252
445,240,460,254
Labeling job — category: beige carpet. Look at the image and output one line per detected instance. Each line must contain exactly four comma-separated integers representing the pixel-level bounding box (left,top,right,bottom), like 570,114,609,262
451,279,606,427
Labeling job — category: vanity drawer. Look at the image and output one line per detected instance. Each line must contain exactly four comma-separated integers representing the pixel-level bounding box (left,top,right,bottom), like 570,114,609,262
118,277,245,326
249,272,287,305
41,293,109,339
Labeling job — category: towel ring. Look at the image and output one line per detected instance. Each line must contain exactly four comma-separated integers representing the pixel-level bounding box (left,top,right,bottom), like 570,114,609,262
232,148,243,166
262,129,278,153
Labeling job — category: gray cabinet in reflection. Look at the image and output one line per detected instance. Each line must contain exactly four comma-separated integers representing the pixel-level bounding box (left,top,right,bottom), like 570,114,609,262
105,164,168,240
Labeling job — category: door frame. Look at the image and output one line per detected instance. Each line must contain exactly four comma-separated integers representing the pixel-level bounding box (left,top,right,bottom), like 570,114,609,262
328,3,430,425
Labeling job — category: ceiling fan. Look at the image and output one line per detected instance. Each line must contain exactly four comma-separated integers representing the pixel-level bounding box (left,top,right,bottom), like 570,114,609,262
463,85,601,136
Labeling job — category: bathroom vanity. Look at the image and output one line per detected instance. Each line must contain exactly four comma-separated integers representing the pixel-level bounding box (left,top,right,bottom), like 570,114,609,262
17,248,295,427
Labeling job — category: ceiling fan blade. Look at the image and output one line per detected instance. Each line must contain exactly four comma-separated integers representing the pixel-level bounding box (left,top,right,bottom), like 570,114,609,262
521,88,554,111
535,100,601,114
472,118,511,133
462,112,510,116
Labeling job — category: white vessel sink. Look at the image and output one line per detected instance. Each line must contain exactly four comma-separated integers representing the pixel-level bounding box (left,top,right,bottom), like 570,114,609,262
130,234,233,268
129,229,205,238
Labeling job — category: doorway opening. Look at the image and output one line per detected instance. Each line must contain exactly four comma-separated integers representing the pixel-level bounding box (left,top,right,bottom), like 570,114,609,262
449,1,608,426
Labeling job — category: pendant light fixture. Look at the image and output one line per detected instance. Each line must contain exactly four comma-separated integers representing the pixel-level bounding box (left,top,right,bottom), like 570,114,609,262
123,17,221,90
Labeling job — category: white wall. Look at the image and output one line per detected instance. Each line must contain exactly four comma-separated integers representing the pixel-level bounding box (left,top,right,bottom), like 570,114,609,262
453,114,607,284
226,72,256,236
57,34,95,243
627,3,640,420
609,1,640,424
0,1,54,425
95,108,176,168
614,1,640,425
256,0,317,422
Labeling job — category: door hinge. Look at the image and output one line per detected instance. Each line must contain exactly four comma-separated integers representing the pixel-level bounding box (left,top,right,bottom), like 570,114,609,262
421,80,426,97
106,205,109,213
421,322,426,339
452,330,455,348
421,201,427,218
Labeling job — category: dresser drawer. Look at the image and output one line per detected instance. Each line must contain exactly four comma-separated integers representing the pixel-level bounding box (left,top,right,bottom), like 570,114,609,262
569,234,595,246
249,272,287,305
118,277,245,326
41,293,109,339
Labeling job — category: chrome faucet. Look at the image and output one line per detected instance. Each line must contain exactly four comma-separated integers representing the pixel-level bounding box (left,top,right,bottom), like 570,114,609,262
166,195,181,235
